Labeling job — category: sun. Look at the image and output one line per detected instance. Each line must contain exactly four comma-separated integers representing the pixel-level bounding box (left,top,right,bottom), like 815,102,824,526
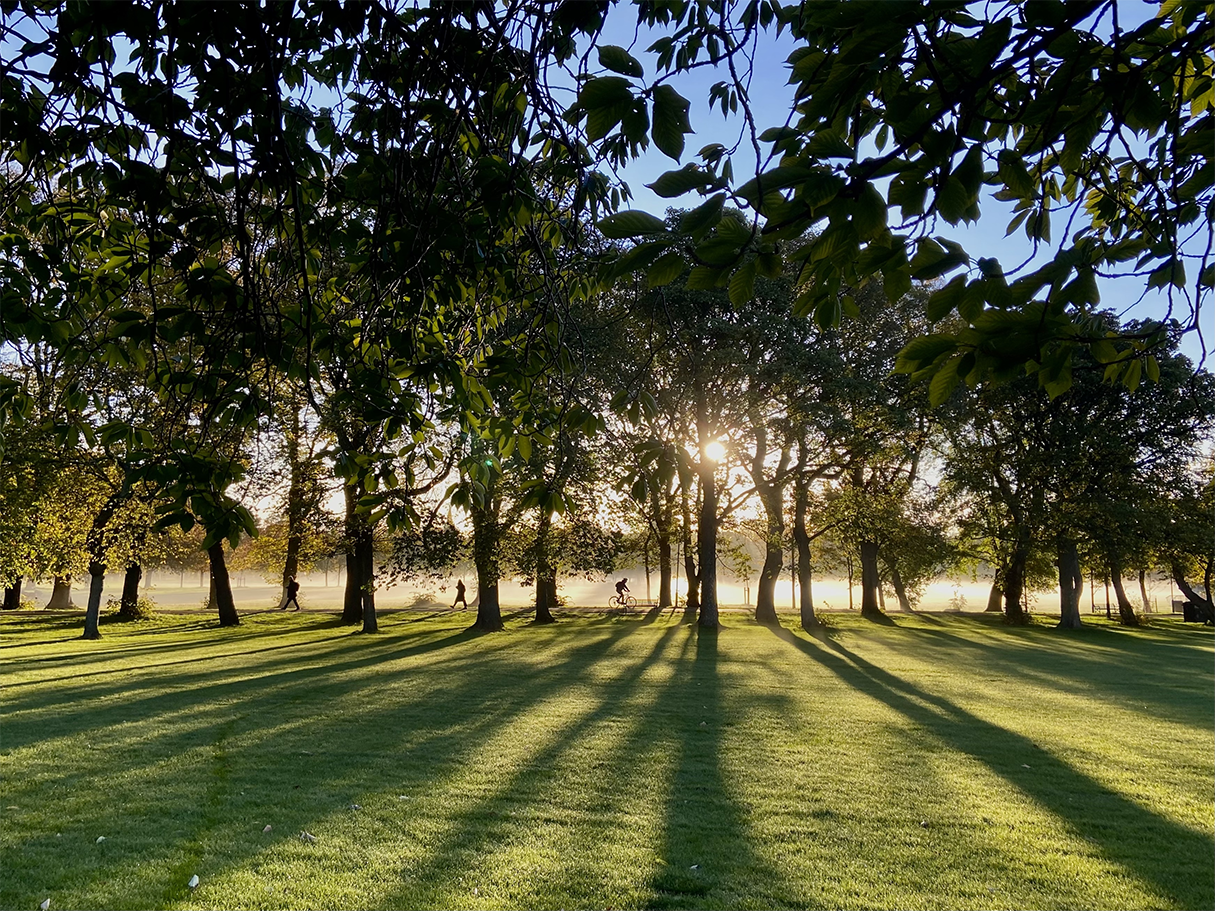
704,440,727,462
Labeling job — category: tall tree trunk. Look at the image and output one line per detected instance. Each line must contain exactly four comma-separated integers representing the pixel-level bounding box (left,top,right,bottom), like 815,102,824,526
208,543,240,627
1056,538,1083,629
47,575,74,610
754,535,783,625
533,510,557,624
859,540,883,619
81,502,117,639
1137,569,1150,613
118,562,143,619
82,558,105,640
1003,537,1029,625
697,459,719,629
1109,559,1140,626
887,557,912,611
985,576,1003,612
657,527,673,608
680,487,700,622
793,478,817,630
2,579,21,610
342,480,366,624
360,530,378,633
471,488,504,632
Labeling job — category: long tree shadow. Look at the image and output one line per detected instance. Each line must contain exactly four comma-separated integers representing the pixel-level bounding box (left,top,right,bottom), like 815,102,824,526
645,625,773,908
3,617,674,909
768,625,1213,908
871,620,1214,728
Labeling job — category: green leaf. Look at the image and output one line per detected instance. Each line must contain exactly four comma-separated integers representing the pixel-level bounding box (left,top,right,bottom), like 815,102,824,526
686,265,725,290
926,275,966,322
646,251,686,288
937,175,971,224
851,183,888,237
578,76,634,110
737,164,816,206
929,356,962,405
679,193,725,240
597,210,667,239
652,84,692,161
728,261,757,306
997,149,1035,198
756,250,783,278
899,333,958,365
1144,355,1160,383
598,45,643,78
647,164,713,198
807,130,854,159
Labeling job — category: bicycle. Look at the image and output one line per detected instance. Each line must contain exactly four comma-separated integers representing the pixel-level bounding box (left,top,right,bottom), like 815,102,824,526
607,593,638,611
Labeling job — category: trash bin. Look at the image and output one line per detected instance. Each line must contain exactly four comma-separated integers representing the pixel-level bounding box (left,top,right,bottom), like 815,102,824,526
1182,601,1197,622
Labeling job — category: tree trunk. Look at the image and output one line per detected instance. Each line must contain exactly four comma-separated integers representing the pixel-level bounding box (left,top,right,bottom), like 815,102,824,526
1003,537,1029,625
47,575,74,610
1172,562,1214,619
680,488,700,622
657,528,673,608
1138,569,1150,613
2,579,21,610
985,578,1003,612
793,481,817,629
887,557,912,611
858,540,883,619
471,488,504,632
118,562,143,619
208,543,241,626
360,529,378,633
342,480,366,624
1056,538,1083,630
697,459,719,629
82,559,105,640
1109,559,1139,626
754,535,783,625
533,510,557,624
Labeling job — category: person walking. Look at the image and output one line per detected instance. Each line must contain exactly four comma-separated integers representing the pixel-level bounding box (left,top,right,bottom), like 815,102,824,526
452,579,468,610
283,576,301,611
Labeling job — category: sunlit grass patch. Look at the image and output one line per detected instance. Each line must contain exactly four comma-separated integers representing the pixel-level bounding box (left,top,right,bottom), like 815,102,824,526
2,610,1211,910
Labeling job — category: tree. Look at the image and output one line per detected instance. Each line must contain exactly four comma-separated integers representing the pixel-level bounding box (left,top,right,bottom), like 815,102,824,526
588,2,1211,394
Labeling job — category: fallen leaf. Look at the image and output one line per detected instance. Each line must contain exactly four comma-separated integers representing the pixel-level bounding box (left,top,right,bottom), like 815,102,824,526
698,721,707,727
40,900,50,911
5,806,18,810
263,825,272,833
690,864,700,871
348,804,362,810
299,831,318,843
1021,764,1031,768
398,795,411,801
187,875,200,889
95,836,106,844
919,820,929,829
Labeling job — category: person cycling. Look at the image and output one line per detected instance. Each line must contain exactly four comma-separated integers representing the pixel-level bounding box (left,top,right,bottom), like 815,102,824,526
614,577,630,605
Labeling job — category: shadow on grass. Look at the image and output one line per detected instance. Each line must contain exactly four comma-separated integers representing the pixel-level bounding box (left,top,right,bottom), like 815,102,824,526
768,625,1213,908
3,617,674,908
870,616,1214,728
645,625,771,908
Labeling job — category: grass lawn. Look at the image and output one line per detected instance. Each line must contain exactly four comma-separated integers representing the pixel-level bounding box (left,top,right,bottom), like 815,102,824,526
2,608,1212,910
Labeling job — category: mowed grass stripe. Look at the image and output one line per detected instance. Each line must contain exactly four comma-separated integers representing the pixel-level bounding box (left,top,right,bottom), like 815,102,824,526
1,611,1211,910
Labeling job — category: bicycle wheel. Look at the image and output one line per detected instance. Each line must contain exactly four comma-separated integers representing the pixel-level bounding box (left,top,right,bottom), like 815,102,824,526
607,597,621,611
625,596,638,609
